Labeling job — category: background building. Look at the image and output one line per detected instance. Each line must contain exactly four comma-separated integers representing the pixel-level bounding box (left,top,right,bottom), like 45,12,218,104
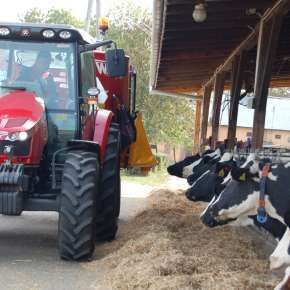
207,96,290,148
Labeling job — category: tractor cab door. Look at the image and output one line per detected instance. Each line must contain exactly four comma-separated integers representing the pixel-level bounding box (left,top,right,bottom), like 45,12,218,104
43,46,77,159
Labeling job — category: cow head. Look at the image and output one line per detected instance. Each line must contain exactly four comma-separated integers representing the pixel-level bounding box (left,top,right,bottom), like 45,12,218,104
167,154,201,178
182,149,221,180
186,171,223,202
185,156,235,202
200,154,261,227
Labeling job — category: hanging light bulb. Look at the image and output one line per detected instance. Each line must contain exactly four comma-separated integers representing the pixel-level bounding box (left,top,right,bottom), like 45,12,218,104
192,3,207,23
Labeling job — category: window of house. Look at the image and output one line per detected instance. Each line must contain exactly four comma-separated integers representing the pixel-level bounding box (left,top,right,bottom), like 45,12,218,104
246,132,252,137
287,137,290,143
275,135,281,140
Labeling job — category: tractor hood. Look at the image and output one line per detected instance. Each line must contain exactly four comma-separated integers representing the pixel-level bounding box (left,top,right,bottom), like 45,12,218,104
0,90,45,135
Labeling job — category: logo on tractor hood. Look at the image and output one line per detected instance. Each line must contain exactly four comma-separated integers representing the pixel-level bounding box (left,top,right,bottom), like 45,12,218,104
96,60,107,75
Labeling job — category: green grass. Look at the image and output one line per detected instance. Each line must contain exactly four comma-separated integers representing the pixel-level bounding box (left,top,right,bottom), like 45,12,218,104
121,169,168,186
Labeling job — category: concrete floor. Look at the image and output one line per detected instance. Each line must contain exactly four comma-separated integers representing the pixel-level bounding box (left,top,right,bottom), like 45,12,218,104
0,181,154,290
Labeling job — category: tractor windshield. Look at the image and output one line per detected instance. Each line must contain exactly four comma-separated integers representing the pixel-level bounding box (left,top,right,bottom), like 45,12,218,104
0,41,76,110
0,40,77,154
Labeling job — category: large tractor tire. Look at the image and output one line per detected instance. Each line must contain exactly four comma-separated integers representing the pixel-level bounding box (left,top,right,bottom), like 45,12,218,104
95,123,121,241
58,151,99,261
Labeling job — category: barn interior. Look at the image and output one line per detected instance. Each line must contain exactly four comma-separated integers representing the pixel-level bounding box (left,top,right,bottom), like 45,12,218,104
150,0,290,153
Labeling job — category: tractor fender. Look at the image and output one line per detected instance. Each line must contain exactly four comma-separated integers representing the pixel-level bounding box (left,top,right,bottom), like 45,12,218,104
67,140,100,157
93,109,114,162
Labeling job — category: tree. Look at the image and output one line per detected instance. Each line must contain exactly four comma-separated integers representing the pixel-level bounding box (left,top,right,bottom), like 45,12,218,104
21,8,84,28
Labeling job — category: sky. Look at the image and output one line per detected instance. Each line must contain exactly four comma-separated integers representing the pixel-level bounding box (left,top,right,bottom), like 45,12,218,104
0,0,152,22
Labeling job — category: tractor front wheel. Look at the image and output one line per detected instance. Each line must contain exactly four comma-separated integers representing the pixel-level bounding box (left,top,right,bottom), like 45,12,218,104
58,151,99,261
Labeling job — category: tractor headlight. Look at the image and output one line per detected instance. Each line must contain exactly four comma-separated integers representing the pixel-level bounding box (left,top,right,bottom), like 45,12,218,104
59,30,72,40
19,132,29,141
42,29,55,39
6,131,29,142
0,27,10,36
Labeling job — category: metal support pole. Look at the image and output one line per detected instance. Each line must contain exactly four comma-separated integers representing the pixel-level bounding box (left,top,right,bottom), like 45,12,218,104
85,0,94,33
96,0,101,39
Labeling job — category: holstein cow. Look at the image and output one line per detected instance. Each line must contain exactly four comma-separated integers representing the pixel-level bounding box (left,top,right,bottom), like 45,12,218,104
186,153,235,202
166,149,217,179
186,153,221,185
167,140,232,181
167,154,202,178
184,148,226,182
201,153,290,269
186,154,285,240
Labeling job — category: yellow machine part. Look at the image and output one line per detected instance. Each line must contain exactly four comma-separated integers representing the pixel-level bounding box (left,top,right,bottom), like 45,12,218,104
128,112,157,169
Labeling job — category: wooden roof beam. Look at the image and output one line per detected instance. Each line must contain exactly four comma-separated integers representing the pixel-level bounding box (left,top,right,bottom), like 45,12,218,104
200,86,212,152
211,72,226,149
203,0,290,89
252,14,284,149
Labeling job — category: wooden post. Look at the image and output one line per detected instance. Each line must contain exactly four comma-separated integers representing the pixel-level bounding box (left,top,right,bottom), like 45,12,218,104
227,52,247,149
252,15,284,149
211,72,226,149
200,86,212,152
193,100,202,154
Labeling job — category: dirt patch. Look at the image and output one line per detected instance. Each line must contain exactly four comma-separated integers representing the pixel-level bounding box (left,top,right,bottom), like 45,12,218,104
89,189,279,290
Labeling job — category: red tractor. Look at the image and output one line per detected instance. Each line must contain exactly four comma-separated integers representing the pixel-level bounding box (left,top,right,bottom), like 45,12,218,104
0,23,154,261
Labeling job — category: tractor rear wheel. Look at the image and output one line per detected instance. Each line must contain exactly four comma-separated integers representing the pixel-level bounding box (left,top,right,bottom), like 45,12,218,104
58,151,99,261
95,123,121,241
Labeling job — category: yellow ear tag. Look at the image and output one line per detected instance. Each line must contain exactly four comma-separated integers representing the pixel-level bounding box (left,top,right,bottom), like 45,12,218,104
239,173,246,181
218,169,225,177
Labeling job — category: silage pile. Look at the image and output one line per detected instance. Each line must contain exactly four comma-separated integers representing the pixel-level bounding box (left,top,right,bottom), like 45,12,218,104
94,189,279,290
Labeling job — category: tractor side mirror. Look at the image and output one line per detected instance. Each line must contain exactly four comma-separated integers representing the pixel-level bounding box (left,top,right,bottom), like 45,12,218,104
105,49,126,77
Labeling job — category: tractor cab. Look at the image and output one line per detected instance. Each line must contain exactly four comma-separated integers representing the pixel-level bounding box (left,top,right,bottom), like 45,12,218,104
0,24,126,162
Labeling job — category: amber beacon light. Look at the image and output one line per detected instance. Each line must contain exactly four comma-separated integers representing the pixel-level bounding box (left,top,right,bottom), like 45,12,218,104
98,17,109,35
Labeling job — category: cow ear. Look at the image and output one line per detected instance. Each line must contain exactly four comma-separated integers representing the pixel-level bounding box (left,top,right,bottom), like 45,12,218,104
215,163,232,177
231,167,248,182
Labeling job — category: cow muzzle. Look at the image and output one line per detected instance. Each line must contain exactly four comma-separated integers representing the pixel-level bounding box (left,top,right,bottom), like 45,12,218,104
201,209,220,227
185,189,197,201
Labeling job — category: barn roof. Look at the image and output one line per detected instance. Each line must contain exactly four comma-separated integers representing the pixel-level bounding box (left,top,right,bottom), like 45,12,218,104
150,0,290,95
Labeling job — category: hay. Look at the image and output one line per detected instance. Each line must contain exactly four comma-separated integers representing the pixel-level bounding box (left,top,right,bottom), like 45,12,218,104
91,189,279,290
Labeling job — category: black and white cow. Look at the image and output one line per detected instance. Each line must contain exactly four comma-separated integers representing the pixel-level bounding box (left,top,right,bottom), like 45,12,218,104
167,154,201,178
185,153,286,240
186,153,222,185
185,153,235,202
184,149,223,183
201,153,290,269
167,148,222,179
